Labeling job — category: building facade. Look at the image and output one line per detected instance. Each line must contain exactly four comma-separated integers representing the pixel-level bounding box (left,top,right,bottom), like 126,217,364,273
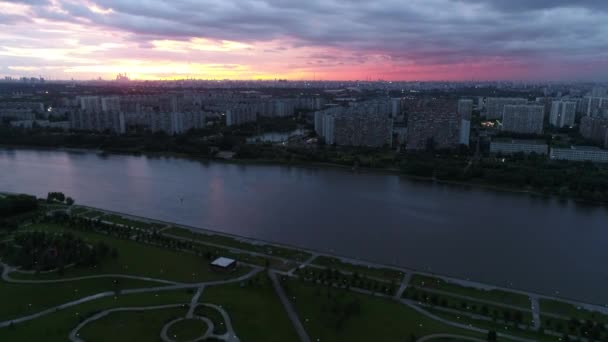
490,139,549,155
550,146,608,163
485,97,527,120
550,100,576,128
501,105,545,134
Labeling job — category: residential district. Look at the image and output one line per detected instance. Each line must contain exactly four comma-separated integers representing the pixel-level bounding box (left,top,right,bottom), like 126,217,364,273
1,78,608,163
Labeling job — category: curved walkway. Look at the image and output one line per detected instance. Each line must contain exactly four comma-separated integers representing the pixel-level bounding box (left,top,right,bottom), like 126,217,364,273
69,304,186,342
1,262,181,285
417,333,486,342
0,267,262,329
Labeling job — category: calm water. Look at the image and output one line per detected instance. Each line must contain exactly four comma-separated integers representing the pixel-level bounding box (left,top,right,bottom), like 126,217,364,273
1,148,607,304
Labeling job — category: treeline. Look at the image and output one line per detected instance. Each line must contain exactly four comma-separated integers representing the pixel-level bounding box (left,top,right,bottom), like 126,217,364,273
1,231,116,272
400,153,608,203
0,194,38,217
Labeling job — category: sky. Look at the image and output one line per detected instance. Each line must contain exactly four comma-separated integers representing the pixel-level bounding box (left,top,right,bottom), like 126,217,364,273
0,0,607,81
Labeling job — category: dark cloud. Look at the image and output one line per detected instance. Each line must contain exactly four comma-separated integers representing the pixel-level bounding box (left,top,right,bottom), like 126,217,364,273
5,0,608,80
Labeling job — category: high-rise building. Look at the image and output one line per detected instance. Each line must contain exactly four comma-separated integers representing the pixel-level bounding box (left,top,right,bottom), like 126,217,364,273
485,97,528,120
580,116,608,148
591,86,608,98
314,100,392,147
78,96,102,113
458,99,473,146
501,105,544,134
406,99,459,150
550,100,576,128
101,97,121,113
585,97,608,118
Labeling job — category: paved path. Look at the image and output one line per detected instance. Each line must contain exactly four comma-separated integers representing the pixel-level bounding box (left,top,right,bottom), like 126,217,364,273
160,316,214,342
69,304,186,342
395,273,412,299
268,271,311,342
187,286,205,318
287,253,318,276
529,295,541,331
417,333,486,342
410,286,532,313
1,262,180,285
0,267,262,328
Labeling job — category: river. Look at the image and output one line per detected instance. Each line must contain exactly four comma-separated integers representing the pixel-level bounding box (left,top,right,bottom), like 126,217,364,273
1,148,607,305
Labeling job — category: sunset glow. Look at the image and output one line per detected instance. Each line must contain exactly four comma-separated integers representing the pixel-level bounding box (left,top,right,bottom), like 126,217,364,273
1,0,607,81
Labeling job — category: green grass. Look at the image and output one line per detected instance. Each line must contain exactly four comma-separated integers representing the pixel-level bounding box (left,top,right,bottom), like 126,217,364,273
164,227,311,262
78,307,186,342
11,223,251,283
82,211,104,219
410,275,531,308
167,318,208,341
285,278,483,342
69,207,89,216
201,273,299,342
0,275,163,322
427,308,555,342
311,256,404,282
540,299,608,325
101,214,166,230
0,289,194,341
194,305,227,335
403,287,533,325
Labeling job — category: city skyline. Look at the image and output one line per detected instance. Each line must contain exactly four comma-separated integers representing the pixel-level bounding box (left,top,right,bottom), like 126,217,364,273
1,0,608,81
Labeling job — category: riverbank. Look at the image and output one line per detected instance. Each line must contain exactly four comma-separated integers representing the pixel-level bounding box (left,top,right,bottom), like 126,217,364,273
3,144,605,207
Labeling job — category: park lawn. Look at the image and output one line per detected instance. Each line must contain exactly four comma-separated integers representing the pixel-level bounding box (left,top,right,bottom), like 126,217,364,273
285,279,483,342
167,318,209,341
12,223,251,283
101,214,166,230
0,275,163,322
194,305,227,335
79,307,187,342
540,299,608,325
69,207,89,216
427,308,555,342
403,287,534,325
201,273,299,342
410,275,531,308
311,255,404,282
164,227,311,262
82,210,104,219
0,289,194,341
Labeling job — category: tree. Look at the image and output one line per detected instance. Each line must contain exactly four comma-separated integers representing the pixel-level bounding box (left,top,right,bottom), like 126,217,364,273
66,197,74,206
487,330,497,341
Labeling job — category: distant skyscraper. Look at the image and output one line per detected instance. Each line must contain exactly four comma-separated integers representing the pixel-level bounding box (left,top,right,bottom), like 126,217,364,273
550,100,576,128
78,96,102,113
591,86,608,98
101,97,121,113
502,105,545,134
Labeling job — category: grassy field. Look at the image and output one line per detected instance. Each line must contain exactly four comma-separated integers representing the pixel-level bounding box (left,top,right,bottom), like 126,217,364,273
311,255,404,282
200,273,299,342
0,290,193,341
167,318,208,341
11,223,251,283
79,307,187,342
403,287,534,325
0,275,163,322
194,305,227,335
164,227,311,262
285,279,483,342
410,275,531,308
69,207,90,216
101,214,166,230
81,210,105,219
427,308,555,342
540,299,608,325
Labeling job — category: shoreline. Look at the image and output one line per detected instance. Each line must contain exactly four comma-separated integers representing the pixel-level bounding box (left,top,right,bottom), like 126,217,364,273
29,200,608,310
2,144,606,207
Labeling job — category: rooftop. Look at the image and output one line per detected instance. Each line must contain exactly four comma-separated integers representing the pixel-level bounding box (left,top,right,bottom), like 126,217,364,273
211,257,236,268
